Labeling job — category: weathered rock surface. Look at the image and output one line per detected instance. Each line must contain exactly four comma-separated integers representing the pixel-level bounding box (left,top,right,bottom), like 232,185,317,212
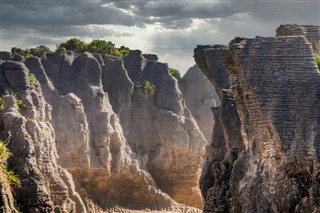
0,170,16,213
0,60,85,212
40,52,190,211
180,65,220,142
0,49,206,212
102,51,206,209
276,24,320,54
195,26,320,212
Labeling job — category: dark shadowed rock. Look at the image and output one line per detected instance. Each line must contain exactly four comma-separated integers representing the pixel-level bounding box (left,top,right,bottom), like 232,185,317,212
143,54,159,61
195,32,320,212
13,54,25,62
0,52,11,61
3,61,30,89
123,50,148,82
92,53,105,67
102,57,134,114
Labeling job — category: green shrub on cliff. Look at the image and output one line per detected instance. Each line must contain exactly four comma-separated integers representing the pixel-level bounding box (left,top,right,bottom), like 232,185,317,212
32,45,52,57
58,38,87,53
169,68,181,79
315,55,320,70
56,38,130,57
119,46,130,57
0,96,3,111
28,74,36,85
87,39,120,57
140,80,156,96
11,46,52,58
0,141,20,186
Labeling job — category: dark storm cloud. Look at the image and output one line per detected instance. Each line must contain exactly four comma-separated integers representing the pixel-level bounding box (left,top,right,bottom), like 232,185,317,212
0,0,319,72
110,1,237,28
3,0,318,33
107,0,319,29
0,0,240,32
1,0,135,31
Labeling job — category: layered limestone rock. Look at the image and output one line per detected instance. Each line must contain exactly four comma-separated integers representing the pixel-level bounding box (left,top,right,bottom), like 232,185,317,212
0,60,85,212
0,51,206,212
103,51,206,209
276,24,320,54
180,65,220,142
195,32,320,212
39,52,183,211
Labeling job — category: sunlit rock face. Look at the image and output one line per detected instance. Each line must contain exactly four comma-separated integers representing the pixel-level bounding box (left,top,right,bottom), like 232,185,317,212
195,25,320,213
0,49,206,212
0,60,85,212
103,51,206,209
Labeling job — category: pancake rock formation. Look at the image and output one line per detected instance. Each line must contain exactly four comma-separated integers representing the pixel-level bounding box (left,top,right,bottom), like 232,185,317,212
103,51,206,209
0,49,206,212
195,25,320,212
276,24,320,55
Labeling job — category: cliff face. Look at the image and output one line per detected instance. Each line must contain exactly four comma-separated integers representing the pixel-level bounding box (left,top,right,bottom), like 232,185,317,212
0,170,16,212
195,25,320,212
103,51,206,209
0,50,206,212
0,60,84,212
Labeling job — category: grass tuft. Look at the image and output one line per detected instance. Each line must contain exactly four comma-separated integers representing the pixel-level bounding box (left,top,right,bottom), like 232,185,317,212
314,55,320,70
0,141,20,187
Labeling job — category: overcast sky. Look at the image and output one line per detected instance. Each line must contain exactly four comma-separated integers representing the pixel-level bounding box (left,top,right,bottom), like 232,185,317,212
0,0,319,74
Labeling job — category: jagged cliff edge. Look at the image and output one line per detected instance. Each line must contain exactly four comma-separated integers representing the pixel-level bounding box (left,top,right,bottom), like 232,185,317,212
0,49,212,212
195,24,320,212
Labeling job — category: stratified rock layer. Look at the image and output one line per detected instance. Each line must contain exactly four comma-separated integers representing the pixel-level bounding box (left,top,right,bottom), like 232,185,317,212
0,60,84,212
276,24,320,54
0,50,204,212
39,52,184,211
103,51,206,209
195,33,320,212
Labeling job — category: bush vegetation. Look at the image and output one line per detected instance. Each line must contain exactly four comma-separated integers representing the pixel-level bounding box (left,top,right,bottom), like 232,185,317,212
28,74,36,85
140,80,156,96
12,93,25,111
0,141,20,186
169,68,181,79
315,55,320,70
11,38,130,59
58,38,87,53
57,38,130,57
0,96,3,111
11,45,52,58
